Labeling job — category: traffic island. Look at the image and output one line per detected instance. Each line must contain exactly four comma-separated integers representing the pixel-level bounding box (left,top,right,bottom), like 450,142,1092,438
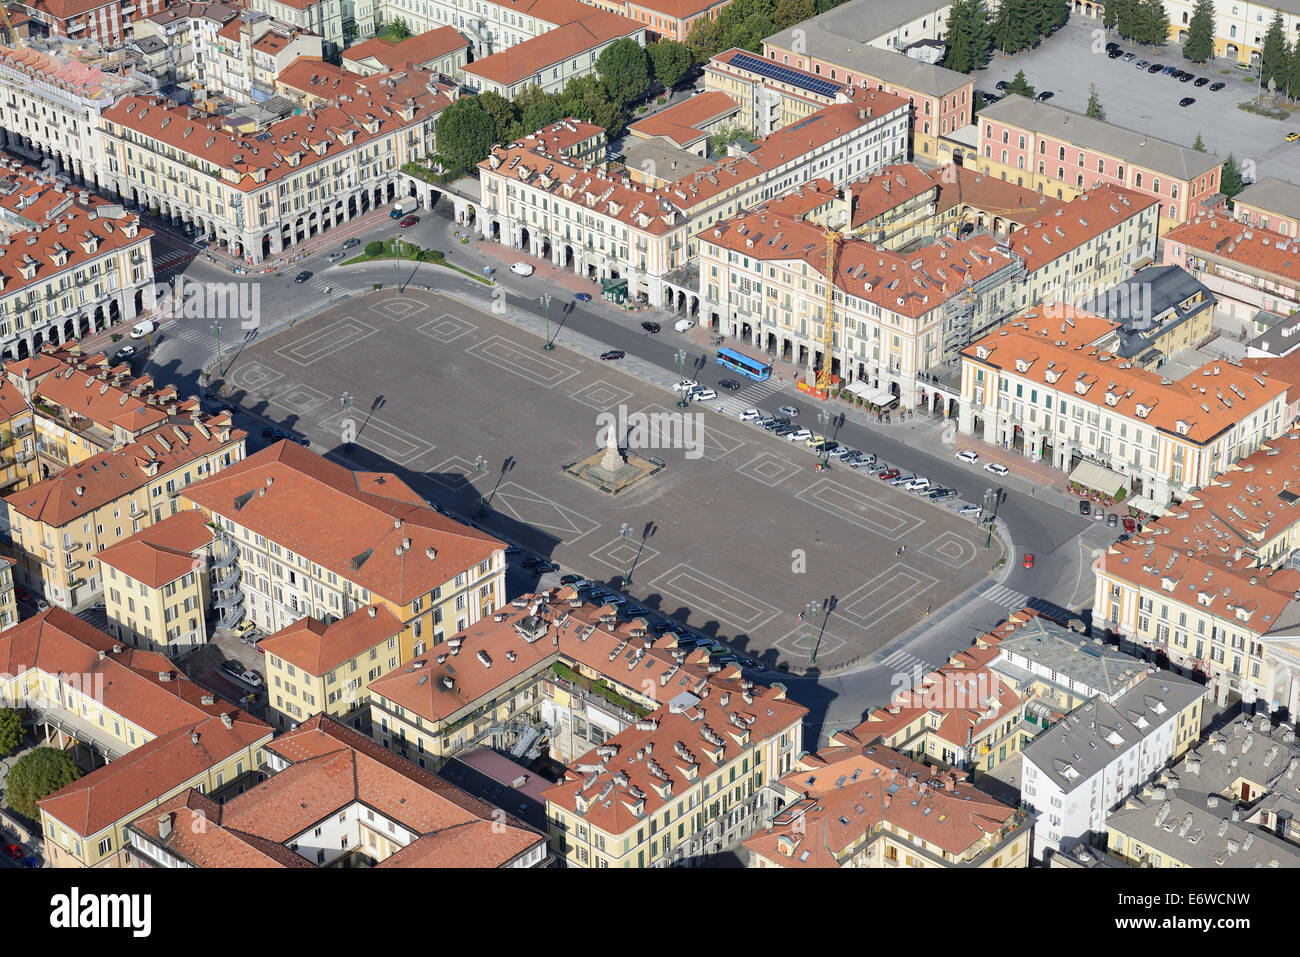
563,431,662,495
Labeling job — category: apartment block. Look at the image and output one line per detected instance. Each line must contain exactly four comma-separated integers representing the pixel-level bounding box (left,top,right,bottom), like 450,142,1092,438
179,440,506,662
957,303,1288,508
96,510,214,656
585,0,732,42
1162,0,1300,66
975,96,1223,231
704,47,855,139
247,0,368,59
1233,177,1300,238
1093,432,1300,708
0,555,15,630
260,603,405,729
124,715,548,867
1020,671,1206,860
0,377,36,497
95,66,455,263
0,163,155,362
341,24,469,77
16,0,170,48
747,739,1030,868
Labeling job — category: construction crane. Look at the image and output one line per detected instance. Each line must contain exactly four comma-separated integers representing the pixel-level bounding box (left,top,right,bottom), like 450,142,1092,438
0,4,23,47
817,227,843,393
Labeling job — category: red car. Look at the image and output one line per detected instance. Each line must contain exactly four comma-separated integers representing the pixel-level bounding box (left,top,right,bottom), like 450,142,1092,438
1122,517,1136,533
14,588,29,603
3,843,22,861
878,468,901,481
1023,554,1035,569
399,215,419,228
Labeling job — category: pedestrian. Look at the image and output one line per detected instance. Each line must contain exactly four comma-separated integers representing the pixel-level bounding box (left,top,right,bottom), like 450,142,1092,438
925,605,931,616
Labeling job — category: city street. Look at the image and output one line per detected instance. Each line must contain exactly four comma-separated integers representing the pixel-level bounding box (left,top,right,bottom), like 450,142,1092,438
975,17,1300,181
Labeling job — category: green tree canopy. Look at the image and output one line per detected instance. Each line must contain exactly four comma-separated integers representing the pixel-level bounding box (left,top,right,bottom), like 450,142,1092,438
1005,69,1036,98
1221,154,1245,199
596,38,651,107
476,90,518,144
686,14,723,62
1288,35,1300,99
1183,0,1215,62
365,240,384,257
1086,83,1105,119
435,97,496,173
1192,131,1206,151
647,40,693,89
387,18,412,41
774,0,816,28
1261,12,1289,92
0,707,21,757
942,0,993,73
4,747,80,820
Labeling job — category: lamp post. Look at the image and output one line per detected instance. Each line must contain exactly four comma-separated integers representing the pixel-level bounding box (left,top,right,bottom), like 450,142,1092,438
983,487,996,549
817,408,831,468
541,294,554,350
675,349,688,408
806,599,820,666
472,455,486,516
341,392,353,447
620,522,632,586
211,319,224,379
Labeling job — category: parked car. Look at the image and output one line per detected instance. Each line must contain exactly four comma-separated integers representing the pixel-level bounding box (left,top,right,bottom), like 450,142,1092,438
520,556,543,568
560,574,583,585
510,261,534,276
535,561,559,573
294,271,312,283
929,488,957,501
1209,81,1226,90
3,844,22,860
805,434,828,447
984,462,1009,476
1179,97,1196,107
1148,63,1165,73
1123,52,1136,61
342,238,361,249
812,441,839,454
1123,517,1137,533
690,388,718,401
114,346,137,361
738,408,761,421
763,417,791,431
995,80,1008,91
773,424,799,437
1107,512,1119,527
1136,60,1149,69
673,379,699,392
14,587,30,603
600,350,625,360
827,446,853,459
641,321,661,333
788,428,813,442
878,468,901,481
1079,500,1092,516
233,619,258,639
957,504,983,518
326,251,345,262
776,405,799,417
575,292,592,302
1194,76,1209,87
1163,65,1177,74
1094,506,1106,521
399,215,419,227
889,473,917,487
1288,131,1300,143
956,449,979,464
1037,91,1054,101
905,478,932,492
262,427,288,440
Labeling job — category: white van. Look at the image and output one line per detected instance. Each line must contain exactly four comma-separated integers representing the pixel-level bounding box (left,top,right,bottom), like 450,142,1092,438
129,320,156,339
674,318,694,333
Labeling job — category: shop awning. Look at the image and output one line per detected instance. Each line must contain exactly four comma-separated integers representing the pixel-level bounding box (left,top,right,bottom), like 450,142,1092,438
846,381,874,397
1127,494,1167,518
1068,460,1126,497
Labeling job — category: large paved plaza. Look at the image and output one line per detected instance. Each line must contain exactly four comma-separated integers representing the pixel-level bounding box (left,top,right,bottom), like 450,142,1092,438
221,288,1001,671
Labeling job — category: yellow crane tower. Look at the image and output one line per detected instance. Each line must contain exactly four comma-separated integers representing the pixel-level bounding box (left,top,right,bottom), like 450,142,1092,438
817,227,843,393
0,5,23,47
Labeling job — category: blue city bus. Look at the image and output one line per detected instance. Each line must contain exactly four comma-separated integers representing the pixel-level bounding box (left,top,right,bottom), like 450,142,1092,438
716,347,772,381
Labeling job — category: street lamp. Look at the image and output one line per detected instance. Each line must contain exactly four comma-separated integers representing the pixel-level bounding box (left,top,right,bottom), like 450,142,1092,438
211,320,224,378
620,522,632,586
472,455,486,516
675,349,688,408
541,294,555,350
341,392,353,446
983,487,996,549
816,408,831,468
806,599,820,666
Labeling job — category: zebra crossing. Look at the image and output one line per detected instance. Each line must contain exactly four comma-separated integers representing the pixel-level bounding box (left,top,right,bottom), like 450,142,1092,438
154,249,195,270
715,378,782,418
877,648,934,677
982,583,1029,609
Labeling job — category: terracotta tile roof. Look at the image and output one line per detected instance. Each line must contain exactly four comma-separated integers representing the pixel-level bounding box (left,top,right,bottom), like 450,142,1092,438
259,604,404,676
745,743,1016,865
847,162,935,227
762,177,838,218
369,587,721,723
627,91,739,149
126,790,313,867
95,510,214,589
275,56,364,94
623,0,729,18
1005,184,1160,273
0,44,126,101
341,26,468,72
0,376,28,421
464,11,644,87
180,441,504,605
251,31,291,55
1166,214,1300,286
208,715,546,866
962,303,1288,443
102,69,455,192
38,710,271,838
928,162,1067,225
5,416,244,527
0,607,233,733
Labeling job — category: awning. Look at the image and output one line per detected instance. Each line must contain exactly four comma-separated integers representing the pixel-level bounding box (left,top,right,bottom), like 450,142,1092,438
1068,461,1126,497
846,381,874,397
1127,494,1167,518
874,389,899,406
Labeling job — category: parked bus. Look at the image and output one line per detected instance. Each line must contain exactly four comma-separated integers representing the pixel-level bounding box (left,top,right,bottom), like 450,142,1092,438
716,347,771,381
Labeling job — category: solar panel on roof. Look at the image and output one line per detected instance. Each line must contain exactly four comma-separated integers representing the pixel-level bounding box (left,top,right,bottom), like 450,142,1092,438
729,52,843,99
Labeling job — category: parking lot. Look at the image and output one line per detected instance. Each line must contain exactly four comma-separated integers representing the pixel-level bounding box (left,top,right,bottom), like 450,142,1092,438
975,16,1300,182
219,288,1002,672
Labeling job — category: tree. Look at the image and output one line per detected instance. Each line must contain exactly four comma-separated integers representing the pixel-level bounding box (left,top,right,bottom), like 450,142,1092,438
387,17,412,41
1221,153,1244,199
1136,0,1169,47
1103,0,1119,30
1192,131,1206,151
1086,83,1105,119
4,747,80,820
942,0,993,74
1183,0,1215,62
365,240,384,257
434,97,496,173
723,13,776,52
1005,69,1036,98
1288,35,1300,99
0,708,20,757
1043,0,1069,33
476,90,518,144
686,14,723,63
647,40,692,89
1261,12,1289,92
774,0,815,28
596,38,651,107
